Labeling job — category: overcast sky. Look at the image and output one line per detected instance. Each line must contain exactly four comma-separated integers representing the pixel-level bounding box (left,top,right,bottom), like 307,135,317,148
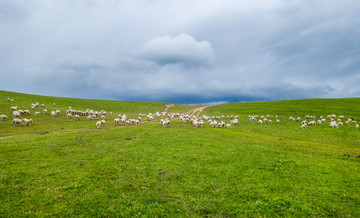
1,0,360,104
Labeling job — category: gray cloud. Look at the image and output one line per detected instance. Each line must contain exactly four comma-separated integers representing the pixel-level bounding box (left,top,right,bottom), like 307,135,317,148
0,0,360,103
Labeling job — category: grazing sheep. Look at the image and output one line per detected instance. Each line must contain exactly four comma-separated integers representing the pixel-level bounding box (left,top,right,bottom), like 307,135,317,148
100,119,106,125
23,110,30,115
22,118,33,126
7,98,10,102
67,113,72,119
51,111,56,117
12,111,21,118
329,121,338,128
258,120,263,125
41,104,46,108
13,118,22,127
199,120,204,127
43,109,47,115
101,115,105,120
114,118,120,125
269,120,272,124
74,115,80,120
35,112,40,116
230,119,238,126
226,124,231,128
355,124,359,129
10,99,14,103
162,119,170,127
53,103,56,106
0,115,8,120
308,121,316,126
276,119,280,124
56,110,61,115
87,116,92,121
96,121,101,129
300,124,307,129
10,106,18,111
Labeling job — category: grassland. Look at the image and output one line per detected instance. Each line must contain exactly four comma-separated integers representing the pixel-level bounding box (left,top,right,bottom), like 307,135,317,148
1,90,360,216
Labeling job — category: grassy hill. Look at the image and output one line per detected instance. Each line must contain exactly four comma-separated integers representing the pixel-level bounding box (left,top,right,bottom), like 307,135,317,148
1,90,360,216
204,98,360,117
0,90,167,137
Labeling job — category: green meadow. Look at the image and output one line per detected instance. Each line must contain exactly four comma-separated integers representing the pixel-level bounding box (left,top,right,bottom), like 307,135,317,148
1,90,359,216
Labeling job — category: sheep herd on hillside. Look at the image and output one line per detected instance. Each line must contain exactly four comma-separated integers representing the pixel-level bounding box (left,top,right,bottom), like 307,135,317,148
0,97,359,132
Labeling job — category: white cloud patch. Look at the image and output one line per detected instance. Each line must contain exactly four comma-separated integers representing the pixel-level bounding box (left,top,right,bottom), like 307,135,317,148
142,33,215,66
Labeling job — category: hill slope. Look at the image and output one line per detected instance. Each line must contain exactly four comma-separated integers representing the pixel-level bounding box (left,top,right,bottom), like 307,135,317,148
1,91,360,217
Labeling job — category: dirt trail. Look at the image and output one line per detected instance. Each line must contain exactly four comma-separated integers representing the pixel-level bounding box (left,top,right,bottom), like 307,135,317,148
184,105,210,118
163,104,175,112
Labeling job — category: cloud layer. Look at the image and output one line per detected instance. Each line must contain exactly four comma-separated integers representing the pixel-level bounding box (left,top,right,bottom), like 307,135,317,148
0,0,359,103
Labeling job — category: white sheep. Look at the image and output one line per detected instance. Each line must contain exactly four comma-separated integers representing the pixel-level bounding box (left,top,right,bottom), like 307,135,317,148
199,120,204,127
96,121,101,129
300,124,307,129
226,124,231,128
114,118,120,125
10,99,14,103
22,118,33,126
276,119,280,124
355,124,359,129
87,116,92,121
10,106,18,111
162,119,170,127
74,115,80,120
101,115,105,120
41,104,46,108
329,121,338,128
51,111,56,117
7,98,10,102
0,115,8,120
308,121,316,126
67,113,72,119
258,120,263,125
43,109,47,115
13,118,22,127
101,119,106,125
35,112,40,116
12,111,21,118
53,103,56,106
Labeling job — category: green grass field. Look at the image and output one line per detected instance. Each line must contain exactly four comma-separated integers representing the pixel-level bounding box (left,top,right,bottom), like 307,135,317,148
1,90,359,216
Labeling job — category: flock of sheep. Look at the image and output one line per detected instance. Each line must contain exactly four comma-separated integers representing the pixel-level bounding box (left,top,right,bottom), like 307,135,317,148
0,97,179,129
250,114,359,129
1,97,359,132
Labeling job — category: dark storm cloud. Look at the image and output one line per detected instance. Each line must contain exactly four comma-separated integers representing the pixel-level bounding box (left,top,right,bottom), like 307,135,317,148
0,0,359,103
